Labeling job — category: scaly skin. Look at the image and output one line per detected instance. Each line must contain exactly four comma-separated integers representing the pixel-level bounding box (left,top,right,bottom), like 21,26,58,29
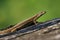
0,11,46,35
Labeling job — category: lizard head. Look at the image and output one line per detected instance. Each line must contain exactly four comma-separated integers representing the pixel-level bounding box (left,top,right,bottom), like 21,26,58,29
37,11,46,17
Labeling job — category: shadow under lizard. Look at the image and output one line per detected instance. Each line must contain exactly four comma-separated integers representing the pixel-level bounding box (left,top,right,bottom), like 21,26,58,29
0,11,46,35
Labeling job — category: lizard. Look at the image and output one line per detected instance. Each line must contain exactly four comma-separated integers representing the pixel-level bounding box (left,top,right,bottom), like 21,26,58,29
0,11,46,35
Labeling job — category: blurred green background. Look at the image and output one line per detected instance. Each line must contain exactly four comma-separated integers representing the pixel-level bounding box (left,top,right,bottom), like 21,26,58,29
0,0,60,29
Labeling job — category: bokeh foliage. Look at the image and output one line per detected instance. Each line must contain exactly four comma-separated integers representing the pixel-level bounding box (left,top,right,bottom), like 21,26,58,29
0,0,60,29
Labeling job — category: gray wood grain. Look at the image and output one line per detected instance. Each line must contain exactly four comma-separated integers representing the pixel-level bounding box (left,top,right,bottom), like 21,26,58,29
0,18,60,40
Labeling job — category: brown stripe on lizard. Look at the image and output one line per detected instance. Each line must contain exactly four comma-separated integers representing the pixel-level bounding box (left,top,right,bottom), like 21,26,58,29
0,11,46,35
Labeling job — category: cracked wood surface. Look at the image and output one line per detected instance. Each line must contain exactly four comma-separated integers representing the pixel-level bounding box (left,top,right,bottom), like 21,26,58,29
10,23,60,40
0,18,60,40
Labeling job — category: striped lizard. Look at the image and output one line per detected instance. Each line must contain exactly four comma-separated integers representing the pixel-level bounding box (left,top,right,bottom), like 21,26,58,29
0,11,46,35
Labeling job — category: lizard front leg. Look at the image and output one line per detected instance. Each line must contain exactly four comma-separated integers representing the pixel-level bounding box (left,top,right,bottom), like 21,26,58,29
33,18,38,25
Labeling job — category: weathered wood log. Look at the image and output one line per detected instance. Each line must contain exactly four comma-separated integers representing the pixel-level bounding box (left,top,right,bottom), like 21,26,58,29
0,18,60,40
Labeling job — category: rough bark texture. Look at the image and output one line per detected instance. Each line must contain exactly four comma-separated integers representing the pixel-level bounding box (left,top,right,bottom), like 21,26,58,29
0,23,60,40
0,18,60,40
10,23,60,40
